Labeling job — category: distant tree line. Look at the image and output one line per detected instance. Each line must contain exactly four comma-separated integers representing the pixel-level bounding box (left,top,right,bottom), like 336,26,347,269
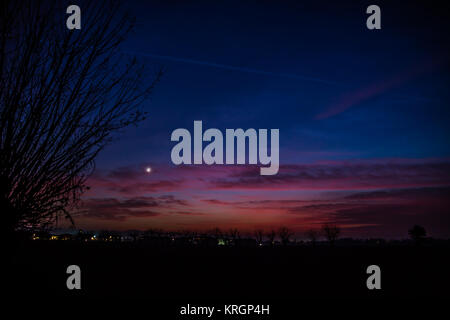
25,224,437,248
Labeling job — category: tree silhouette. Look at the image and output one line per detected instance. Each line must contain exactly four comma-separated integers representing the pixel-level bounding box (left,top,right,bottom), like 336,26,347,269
0,0,162,238
228,228,240,243
211,227,222,239
322,223,340,246
408,225,426,244
267,229,276,247
254,229,264,245
306,229,319,246
278,226,293,246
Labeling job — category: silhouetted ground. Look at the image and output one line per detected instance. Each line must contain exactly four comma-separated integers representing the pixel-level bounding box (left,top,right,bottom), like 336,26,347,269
7,240,450,302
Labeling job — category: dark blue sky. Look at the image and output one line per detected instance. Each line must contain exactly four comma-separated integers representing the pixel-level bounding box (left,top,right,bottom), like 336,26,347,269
96,0,450,169
78,1,450,237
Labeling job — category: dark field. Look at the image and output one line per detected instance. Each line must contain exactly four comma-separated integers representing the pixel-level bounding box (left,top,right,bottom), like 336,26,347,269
7,241,450,301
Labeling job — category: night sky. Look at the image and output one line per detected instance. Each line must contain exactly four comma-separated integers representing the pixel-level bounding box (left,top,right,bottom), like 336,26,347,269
70,0,450,238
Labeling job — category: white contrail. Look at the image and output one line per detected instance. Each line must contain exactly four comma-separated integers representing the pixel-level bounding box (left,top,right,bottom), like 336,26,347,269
123,50,340,86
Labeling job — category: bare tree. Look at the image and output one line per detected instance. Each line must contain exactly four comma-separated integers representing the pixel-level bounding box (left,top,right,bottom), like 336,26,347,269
306,229,319,246
408,225,426,245
267,229,276,246
211,227,222,239
278,226,293,246
322,223,341,246
0,0,162,237
228,228,240,242
254,229,264,245
180,229,194,239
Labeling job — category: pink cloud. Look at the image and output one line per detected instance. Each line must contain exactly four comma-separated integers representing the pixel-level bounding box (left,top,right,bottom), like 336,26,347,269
73,159,450,237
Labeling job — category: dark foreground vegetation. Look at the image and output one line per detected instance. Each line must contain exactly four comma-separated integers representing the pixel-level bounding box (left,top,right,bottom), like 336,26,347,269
7,239,450,301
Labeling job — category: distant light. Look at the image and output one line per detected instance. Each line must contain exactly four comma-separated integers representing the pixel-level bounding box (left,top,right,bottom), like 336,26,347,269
145,167,152,173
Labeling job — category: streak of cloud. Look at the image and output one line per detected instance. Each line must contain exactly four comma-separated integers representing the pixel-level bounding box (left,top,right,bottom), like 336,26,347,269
315,59,444,120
